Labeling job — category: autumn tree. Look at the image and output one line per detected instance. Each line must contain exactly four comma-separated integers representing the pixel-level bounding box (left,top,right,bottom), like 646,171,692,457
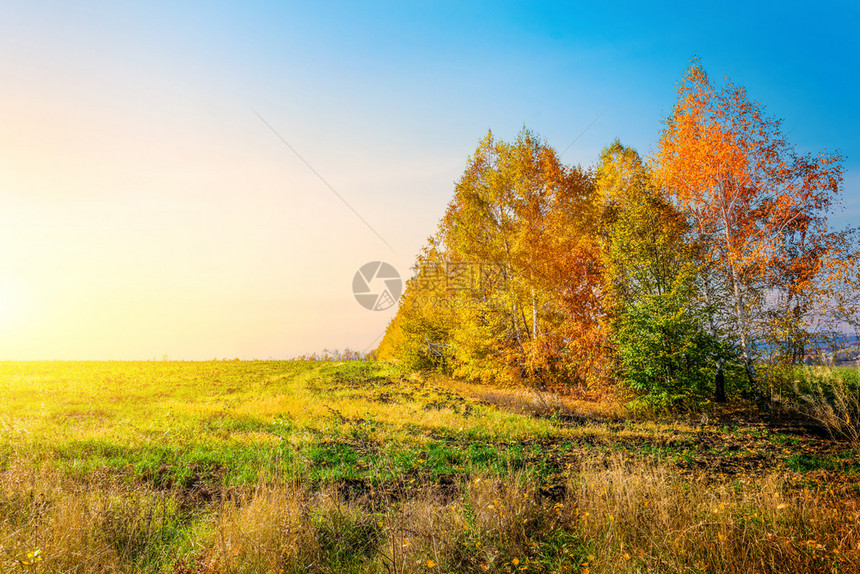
655,60,847,400
439,129,605,387
763,212,860,365
378,129,606,388
376,238,454,371
597,141,723,405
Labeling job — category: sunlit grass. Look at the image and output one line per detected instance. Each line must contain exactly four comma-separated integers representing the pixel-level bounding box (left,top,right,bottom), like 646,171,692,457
0,360,584,486
1,360,858,572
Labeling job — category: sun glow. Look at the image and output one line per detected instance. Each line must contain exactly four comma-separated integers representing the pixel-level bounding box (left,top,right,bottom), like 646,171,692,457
0,281,27,331
0,286,12,324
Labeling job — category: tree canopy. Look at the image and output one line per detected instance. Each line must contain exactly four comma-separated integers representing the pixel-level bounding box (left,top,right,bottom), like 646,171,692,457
377,61,858,407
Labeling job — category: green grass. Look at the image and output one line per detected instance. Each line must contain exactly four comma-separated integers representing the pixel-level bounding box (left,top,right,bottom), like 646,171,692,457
1,361,859,573
3,359,858,491
0,361,577,487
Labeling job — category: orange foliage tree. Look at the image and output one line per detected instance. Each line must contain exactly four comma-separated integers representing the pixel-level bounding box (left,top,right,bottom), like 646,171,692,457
655,60,848,399
379,129,607,389
438,129,606,388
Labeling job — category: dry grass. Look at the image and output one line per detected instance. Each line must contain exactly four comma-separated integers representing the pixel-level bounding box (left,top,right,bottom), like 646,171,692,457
2,456,858,573
373,473,562,573
205,485,316,573
432,374,627,421
797,368,860,449
570,455,860,573
0,463,188,573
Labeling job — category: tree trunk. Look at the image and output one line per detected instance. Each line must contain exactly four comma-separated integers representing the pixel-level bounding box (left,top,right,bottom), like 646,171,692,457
702,276,727,403
729,267,760,402
714,359,726,402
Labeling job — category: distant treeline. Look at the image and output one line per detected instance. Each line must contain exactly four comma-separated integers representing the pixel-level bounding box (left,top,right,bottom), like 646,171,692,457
293,348,368,361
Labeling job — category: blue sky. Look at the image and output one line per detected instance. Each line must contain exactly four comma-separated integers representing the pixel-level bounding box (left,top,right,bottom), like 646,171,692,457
0,1,857,359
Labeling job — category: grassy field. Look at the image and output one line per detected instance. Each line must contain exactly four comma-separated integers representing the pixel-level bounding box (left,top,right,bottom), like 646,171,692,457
0,361,858,573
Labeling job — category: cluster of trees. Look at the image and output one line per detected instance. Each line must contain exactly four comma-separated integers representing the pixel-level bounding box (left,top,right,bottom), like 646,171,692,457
376,61,859,406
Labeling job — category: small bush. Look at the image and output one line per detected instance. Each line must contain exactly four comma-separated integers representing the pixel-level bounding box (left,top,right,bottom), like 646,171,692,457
311,491,381,572
798,367,860,449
